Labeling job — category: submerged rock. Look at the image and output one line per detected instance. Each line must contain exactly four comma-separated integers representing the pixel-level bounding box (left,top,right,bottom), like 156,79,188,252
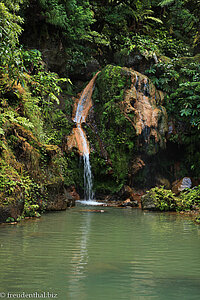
81,209,105,213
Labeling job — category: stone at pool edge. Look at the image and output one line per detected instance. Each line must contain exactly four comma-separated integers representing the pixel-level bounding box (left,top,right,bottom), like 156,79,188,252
172,177,192,195
141,193,156,210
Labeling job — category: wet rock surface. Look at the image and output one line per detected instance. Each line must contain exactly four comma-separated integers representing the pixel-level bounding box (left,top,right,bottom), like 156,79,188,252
122,68,168,152
172,177,192,195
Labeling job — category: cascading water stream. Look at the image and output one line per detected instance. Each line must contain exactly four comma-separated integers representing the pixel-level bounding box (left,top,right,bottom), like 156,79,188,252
71,72,102,204
75,124,94,202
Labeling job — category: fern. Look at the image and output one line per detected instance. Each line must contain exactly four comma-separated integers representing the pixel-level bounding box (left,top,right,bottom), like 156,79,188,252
146,16,163,24
2,111,34,130
159,0,175,6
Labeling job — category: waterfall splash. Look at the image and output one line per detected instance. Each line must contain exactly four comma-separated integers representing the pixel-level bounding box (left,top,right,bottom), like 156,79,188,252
70,72,103,205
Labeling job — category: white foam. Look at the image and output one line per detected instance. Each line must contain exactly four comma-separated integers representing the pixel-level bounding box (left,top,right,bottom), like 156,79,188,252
77,200,104,206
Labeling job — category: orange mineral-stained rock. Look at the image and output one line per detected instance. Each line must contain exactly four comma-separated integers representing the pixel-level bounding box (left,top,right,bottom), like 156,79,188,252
67,71,101,155
73,71,101,124
68,67,168,156
67,126,90,155
122,68,168,148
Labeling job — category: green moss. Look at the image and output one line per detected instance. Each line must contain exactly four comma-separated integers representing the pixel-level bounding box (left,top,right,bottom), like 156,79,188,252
0,65,75,221
87,65,137,194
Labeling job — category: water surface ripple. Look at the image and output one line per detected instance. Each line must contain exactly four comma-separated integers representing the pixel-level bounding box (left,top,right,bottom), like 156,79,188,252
0,207,200,300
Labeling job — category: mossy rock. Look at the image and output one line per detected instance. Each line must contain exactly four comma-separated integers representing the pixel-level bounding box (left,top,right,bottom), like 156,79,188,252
89,64,168,194
141,187,178,211
141,186,200,212
89,65,137,193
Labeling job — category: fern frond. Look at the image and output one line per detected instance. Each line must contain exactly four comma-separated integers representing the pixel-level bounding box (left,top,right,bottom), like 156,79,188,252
146,16,163,24
159,0,175,6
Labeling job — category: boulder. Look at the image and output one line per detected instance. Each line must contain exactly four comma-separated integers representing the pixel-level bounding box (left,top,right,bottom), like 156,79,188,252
141,193,156,210
114,49,154,73
172,177,192,195
118,185,145,207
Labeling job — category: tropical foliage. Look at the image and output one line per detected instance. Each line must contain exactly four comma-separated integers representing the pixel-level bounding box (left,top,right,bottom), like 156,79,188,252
0,0,200,220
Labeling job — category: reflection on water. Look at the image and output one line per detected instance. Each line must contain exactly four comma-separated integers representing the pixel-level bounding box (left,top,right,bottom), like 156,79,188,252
68,212,91,298
0,207,200,300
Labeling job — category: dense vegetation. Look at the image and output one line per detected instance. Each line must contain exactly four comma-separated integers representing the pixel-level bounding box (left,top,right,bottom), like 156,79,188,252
0,0,200,221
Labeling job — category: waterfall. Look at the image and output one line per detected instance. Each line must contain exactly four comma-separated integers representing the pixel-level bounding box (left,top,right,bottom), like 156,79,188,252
72,72,101,203
83,153,94,201
75,124,94,201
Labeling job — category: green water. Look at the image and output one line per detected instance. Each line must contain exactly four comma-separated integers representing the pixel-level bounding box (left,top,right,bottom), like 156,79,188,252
0,206,200,300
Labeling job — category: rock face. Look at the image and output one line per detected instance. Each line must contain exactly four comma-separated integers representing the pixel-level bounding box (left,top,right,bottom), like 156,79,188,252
85,65,170,194
70,59,101,81
131,157,145,175
65,185,80,202
21,3,100,79
119,185,143,205
0,118,75,223
0,202,24,223
121,68,168,152
45,182,75,211
172,177,192,195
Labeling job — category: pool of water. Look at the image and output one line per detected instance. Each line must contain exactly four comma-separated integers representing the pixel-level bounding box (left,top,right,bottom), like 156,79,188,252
0,205,200,300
